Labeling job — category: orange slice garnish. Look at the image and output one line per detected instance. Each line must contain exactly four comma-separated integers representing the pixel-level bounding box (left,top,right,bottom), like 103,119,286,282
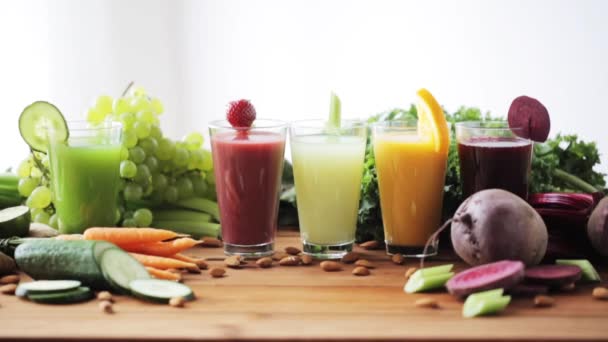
415,88,450,155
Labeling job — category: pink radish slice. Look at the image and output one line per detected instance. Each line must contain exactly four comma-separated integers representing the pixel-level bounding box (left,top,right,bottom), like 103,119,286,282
446,260,525,297
507,284,549,297
524,264,582,286
508,95,550,142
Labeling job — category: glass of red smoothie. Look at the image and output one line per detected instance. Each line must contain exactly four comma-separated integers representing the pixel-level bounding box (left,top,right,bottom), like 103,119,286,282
456,121,533,200
209,119,287,257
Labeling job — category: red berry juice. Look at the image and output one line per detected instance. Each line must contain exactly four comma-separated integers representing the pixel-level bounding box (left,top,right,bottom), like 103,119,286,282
458,137,533,199
211,131,285,249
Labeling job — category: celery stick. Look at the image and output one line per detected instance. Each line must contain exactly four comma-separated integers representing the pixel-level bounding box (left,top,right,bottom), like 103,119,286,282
556,259,601,282
151,220,220,239
404,272,454,293
463,293,511,318
153,209,212,223
328,92,341,130
467,288,504,301
0,173,19,188
175,197,220,222
416,264,454,278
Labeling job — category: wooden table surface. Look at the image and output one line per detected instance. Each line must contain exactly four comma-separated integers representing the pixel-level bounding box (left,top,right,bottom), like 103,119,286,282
1,230,608,342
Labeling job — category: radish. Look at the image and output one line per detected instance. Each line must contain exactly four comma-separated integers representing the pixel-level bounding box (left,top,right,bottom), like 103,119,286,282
446,260,525,297
524,264,582,287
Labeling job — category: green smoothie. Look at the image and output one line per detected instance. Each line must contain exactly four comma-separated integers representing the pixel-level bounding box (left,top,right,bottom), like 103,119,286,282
49,136,122,234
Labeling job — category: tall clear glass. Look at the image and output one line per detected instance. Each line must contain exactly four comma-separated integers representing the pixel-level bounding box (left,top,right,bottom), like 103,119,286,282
455,121,533,199
48,121,122,234
372,121,448,257
209,120,287,257
290,120,367,259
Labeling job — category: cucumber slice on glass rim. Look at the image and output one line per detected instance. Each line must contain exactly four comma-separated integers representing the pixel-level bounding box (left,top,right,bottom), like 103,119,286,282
19,101,68,152
129,279,195,303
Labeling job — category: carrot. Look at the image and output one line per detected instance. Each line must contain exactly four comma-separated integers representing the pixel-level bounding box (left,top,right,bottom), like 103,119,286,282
118,238,201,257
172,253,208,270
146,267,181,281
54,234,84,241
129,253,200,273
83,228,181,245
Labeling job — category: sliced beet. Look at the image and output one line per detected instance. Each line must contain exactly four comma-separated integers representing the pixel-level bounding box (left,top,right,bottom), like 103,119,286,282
508,95,550,142
524,264,582,287
507,284,549,297
446,260,525,297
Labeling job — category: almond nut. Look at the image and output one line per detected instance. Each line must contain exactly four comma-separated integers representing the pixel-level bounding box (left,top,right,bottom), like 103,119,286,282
272,251,288,261
279,256,300,266
0,283,17,295
359,240,380,250
200,237,223,248
285,246,301,255
405,267,417,279
352,266,370,276
99,300,114,314
414,297,439,309
169,296,186,308
193,259,209,270
560,283,576,292
534,295,555,307
320,261,342,272
592,287,608,300
224,255,242,268
0,274,20,284
209,267,226,278
256,257,273,268
96,291,113,302
341,252,359,264
354,259,375,269
391,254,404,265
300,254,313,265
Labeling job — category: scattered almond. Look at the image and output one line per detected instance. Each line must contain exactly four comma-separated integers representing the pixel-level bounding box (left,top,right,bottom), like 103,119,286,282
279,256,300,266
405,267,417,279
209,267,226,278
352,266,370,276
256,257,273,268
169,296,186,308
224,255,242,268
592,287,608,300
99,300,113,314
0,283,17,295
272,251,288,261
300,254,313,265
0,274,19,284
391,254,404,265
320,261,342,272
414,297,439,309
534,295,555,308
186,265,202,274
560,283,576,292
341,252,359,264
285,246,301,255
354,259,375,269
200,237,223,248
193,259,209,270
359,240,380,250
96,291,113,302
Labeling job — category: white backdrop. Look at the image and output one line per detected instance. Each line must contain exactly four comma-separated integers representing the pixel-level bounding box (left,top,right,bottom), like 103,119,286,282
1,0,607,171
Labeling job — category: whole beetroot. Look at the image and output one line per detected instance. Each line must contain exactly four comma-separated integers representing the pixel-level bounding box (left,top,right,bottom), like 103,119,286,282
587,197,608,257
451,189,548,266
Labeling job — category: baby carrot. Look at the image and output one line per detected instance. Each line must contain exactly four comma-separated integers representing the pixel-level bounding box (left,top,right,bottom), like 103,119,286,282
146,267,181,281
83,228,181,244
119,238,201,257
172,253,208,270
130,253,200,272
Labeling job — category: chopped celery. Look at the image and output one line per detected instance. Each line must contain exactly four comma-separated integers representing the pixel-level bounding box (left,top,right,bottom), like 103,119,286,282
416,264,454,278
463,291,511,318
556,259,601,282
153,209,212,223
404,272,454,293
151,220,220,239
174,197,220,222
467,288,504,301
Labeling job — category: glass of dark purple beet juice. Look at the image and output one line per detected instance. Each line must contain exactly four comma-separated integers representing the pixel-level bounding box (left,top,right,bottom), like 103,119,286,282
209,120,287,257
456,122,533,200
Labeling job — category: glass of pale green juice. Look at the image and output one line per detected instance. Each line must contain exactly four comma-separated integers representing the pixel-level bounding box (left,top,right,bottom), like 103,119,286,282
48,121,122,234
290,119,367,259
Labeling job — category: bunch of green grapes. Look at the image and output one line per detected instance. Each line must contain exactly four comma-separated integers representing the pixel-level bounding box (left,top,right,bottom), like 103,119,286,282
16,152,56,226
87,86,215,227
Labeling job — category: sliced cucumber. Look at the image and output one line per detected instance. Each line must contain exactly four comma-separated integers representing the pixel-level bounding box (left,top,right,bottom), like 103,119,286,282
27,286,93,304
19,101,68,152
17,280,81,297
0,206,31,238
100,248,150,293
130,279,195,303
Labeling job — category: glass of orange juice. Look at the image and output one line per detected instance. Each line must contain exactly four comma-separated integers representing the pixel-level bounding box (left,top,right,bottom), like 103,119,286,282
372,90,450,257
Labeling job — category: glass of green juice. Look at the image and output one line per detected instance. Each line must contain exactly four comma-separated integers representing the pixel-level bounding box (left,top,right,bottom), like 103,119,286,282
290,119,367,259
48,121,122,234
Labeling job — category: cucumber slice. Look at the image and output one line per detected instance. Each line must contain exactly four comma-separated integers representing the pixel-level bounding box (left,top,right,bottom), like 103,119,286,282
19,101,68,152
0,206,31,238
17,280,81,296
130,279,195,303
556,259,601,282
27,286,93,304
100,248,150,293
